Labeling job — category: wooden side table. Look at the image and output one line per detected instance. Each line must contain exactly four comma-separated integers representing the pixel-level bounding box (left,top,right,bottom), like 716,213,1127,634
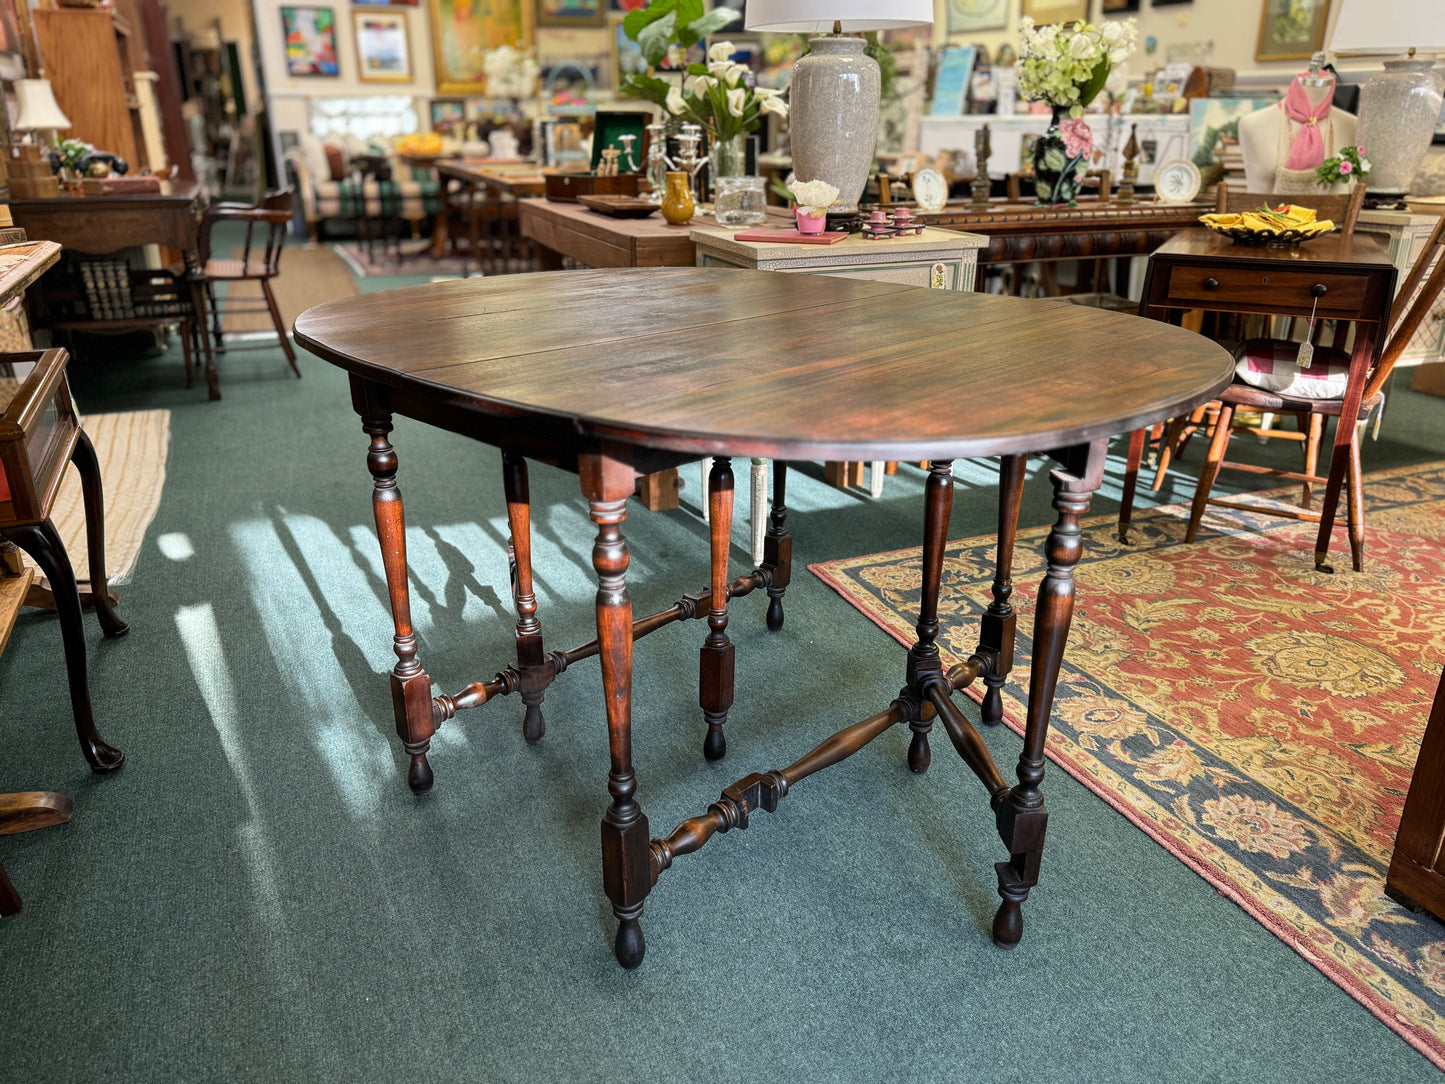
691,225,989,561
0,348,130,770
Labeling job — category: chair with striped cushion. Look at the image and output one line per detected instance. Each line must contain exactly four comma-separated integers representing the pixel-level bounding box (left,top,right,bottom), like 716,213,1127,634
1180,208,1445,570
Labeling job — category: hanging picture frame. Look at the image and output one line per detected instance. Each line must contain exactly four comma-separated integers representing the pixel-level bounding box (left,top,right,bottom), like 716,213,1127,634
1020,0,1089,23
353,9,413,82
539,0,606,27
281,7,340,77
426,0,534,95
1256,0,1331,62
947,0,1006,33
1100,0,1141,13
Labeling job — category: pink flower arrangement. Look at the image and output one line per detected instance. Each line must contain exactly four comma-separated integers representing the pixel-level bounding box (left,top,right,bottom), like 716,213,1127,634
1059,117,1094,160
1339,160,1353,175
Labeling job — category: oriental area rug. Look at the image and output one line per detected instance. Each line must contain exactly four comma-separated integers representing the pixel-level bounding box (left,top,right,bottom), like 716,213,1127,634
810,461,1445,1069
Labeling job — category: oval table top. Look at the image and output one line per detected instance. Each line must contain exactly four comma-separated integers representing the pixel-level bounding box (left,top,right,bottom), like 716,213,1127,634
294,267,1234,461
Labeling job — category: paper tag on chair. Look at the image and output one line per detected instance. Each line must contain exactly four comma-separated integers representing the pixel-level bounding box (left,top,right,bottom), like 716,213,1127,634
1296,340,1314,367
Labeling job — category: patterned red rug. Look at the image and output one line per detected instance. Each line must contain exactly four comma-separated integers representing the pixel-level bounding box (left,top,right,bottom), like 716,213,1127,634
811,461,1445,1069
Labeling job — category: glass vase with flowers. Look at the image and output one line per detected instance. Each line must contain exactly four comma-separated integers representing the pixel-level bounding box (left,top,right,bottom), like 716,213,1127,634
1016,16,1137,206
620,0,787,187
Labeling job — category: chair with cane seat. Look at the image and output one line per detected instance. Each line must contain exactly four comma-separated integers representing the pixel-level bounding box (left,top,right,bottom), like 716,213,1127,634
197,188,302,381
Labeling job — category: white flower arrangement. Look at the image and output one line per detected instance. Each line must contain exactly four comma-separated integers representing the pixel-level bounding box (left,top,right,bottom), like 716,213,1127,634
1016,16,1137,118
620,0,788,143
788,178,840,218
482,45,539,100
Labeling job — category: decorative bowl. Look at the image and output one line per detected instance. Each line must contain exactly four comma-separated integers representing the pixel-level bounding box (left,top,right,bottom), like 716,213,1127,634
1201,222,1334,247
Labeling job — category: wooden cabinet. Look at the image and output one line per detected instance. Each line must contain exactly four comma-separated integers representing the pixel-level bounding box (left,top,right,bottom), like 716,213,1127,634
32,6,143,171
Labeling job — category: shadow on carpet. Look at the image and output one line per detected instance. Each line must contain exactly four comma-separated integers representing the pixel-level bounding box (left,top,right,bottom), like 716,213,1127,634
810,461,1445,1069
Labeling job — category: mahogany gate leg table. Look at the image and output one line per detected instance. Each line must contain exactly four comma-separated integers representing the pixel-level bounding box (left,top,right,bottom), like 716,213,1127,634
294,268,1231,969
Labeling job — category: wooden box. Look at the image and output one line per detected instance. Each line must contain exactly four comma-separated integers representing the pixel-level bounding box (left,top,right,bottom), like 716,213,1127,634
545,173,641,203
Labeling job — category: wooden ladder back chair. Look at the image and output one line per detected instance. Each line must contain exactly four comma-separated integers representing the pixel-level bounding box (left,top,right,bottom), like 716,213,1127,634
1184,206,1445,571
197,187,302,379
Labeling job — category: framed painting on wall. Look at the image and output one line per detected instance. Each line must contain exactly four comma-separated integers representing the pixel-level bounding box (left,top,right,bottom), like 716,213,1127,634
1020,0,1089,23
281,7,340,77
426,0,534,95
429,97,466,132
1100,0,1140,13
947,0,1006,34
353,9,413,82
609,13,646,90
1256,0,1330,61
540,0,606,27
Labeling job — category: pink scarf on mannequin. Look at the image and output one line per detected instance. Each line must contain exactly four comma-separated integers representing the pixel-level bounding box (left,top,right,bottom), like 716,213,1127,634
1280,73,1335,170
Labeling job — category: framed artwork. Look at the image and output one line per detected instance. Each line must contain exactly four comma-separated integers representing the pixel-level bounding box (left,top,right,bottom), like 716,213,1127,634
609,15,647,89
426,0,534,95
352,0,419,6
281,7,340,77
352,9,412,82
1188,96,1277,167
1256,0,1330,61
1100,0,1140,12
1020,0,1089,22
430,98,466,133
947,0,1006,34
539,0,606,27
928,47,976,118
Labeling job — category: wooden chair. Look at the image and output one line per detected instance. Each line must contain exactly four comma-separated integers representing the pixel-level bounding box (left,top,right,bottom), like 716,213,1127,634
197,187,303,380
1140,182,1368,494
1176,203,1445,571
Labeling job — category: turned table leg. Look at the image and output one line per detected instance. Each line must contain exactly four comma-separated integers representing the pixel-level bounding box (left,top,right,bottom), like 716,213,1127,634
700,457,736,762
582,452,650,970
70,431,129,639
904,460,955,774
363,414,437,794
979,454,1025,727
992,440,1105,948
503,452,548,744
3,520,123,773
762,461,791,632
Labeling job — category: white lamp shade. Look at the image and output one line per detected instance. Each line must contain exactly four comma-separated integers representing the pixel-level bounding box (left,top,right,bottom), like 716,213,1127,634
13,79,71,131
1329,0,1445,55
745,0,933,33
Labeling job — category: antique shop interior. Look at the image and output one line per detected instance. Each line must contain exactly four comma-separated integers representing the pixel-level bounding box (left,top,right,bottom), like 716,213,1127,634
2,0,1445,1078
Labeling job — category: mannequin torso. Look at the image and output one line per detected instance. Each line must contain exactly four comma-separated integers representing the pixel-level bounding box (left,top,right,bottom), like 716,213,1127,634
1239,82,1357,192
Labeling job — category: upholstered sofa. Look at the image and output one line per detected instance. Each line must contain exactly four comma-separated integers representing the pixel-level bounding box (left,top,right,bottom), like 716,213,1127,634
284,134,444,242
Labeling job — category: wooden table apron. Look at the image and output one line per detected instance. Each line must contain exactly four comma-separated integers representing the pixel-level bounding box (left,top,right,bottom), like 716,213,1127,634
293,267,1233,969
8,182,218,399
1126,232,1398,570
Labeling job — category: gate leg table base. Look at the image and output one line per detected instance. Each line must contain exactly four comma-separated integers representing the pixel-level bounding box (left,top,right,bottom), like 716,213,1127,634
294,267,1232,967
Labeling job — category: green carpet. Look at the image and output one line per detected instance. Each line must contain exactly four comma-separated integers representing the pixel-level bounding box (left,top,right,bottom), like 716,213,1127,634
3,248,1445,1081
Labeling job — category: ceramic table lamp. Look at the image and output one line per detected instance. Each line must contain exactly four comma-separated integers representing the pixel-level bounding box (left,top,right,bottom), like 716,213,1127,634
1329,0,1445,198
746,0,933,217
12,79,71,145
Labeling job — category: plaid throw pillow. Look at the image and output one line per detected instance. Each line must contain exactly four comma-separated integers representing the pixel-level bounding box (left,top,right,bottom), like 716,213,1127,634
1233,338,1350,400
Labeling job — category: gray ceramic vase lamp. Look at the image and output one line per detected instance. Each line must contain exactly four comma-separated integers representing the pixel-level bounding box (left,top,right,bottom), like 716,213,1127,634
745,0,933,218
1329,0,1445,199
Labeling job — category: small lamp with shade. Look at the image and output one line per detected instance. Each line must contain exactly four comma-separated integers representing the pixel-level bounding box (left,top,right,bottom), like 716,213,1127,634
745,0,933,221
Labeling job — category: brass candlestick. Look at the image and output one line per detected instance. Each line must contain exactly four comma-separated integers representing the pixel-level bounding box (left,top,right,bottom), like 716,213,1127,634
970,123,993,209
1116,124,1139,206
